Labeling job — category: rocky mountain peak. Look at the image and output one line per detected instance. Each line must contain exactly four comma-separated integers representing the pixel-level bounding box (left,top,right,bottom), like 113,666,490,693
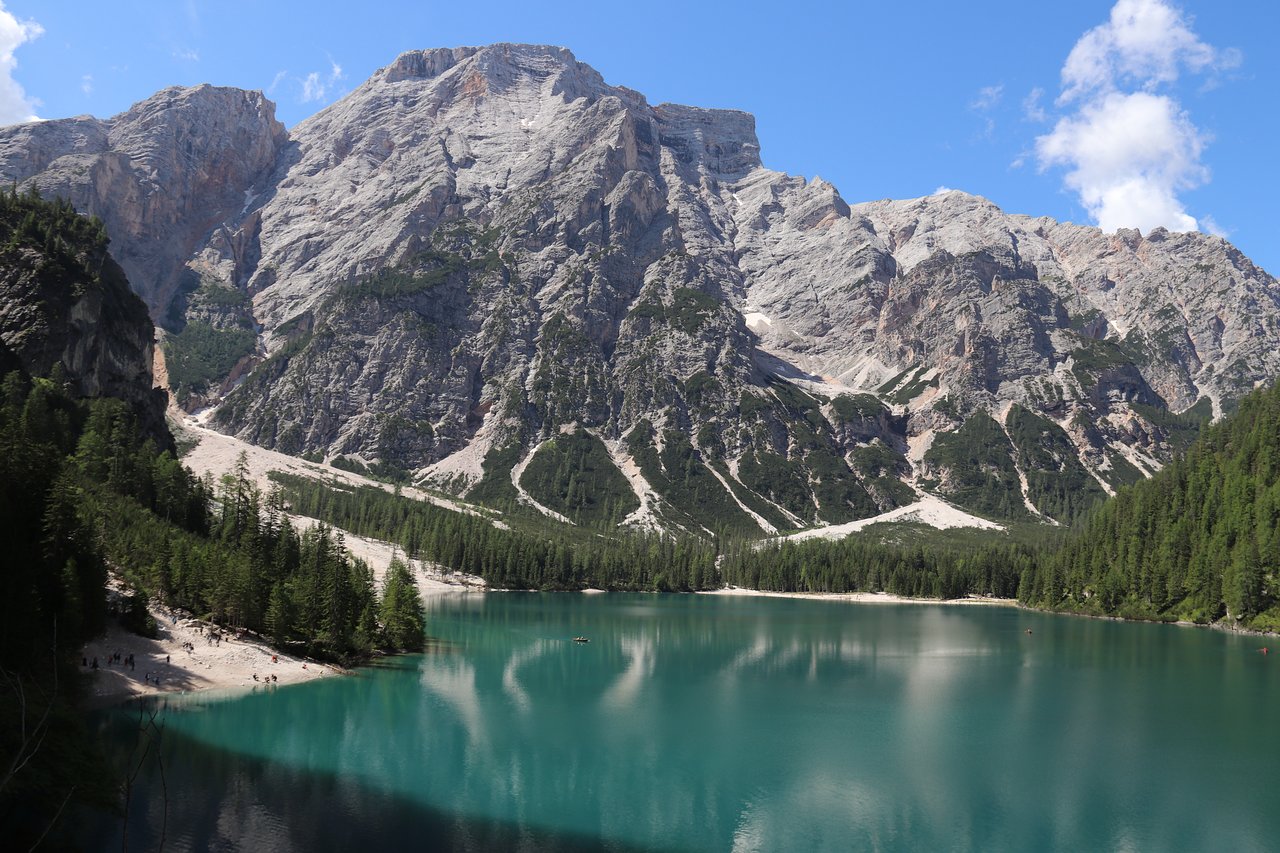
3,45,1279,536
380,46,479,83
653,103,761,181
0,84,287,316
370,43,611,106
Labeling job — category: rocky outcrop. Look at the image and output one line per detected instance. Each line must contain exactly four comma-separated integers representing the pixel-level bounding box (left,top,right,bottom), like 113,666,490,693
0,86,287,317
0,194,168,443
3,44,1278,532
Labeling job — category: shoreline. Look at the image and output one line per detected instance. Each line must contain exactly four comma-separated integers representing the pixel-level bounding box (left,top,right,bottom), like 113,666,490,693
1026,602,1280,638
81,585,1014,708
81,583,1272,709
81,602,346,710
82,577,482,710
698,587,1019,606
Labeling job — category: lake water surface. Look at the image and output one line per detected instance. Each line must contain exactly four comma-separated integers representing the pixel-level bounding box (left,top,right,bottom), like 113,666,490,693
84,593,1280,851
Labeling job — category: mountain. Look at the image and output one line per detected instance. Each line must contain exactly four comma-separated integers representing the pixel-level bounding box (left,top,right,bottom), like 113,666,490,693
1019,379,1280,630
0,190,168,443
0,86,285,319
2,44,1278,535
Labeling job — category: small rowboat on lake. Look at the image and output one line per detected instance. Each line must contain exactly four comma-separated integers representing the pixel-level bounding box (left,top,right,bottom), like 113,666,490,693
573,636,590,644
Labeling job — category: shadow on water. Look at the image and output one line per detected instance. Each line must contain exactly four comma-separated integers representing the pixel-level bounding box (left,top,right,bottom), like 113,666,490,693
61,594,1280,852
70,704,669,853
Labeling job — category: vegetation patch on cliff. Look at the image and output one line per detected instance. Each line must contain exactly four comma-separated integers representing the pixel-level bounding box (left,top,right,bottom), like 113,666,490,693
1005,404,1106,523
520,428,639,527
923,411,1030,521
163,321,256,402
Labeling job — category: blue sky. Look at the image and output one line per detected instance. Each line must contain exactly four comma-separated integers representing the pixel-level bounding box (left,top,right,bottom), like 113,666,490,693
2,0,1277,273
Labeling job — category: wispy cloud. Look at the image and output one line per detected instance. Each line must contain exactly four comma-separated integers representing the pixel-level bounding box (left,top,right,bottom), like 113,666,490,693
1022,87,1047,123
173,47,199,62
266,69,287,97
300,72,323,102
81,74,93,96
969,83,1003,140
300,57,345,104
1036,0,1236,235
1199,214,1229,239
970,84,1004,112
0,1,42,124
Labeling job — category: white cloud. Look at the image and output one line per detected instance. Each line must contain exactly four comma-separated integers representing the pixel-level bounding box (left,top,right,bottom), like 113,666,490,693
1059,0,1219,103
1037,91,1205,232
299,57,345,104
933,186,956,196
173,47,199,62
0,2,42,124
1036,0,1234,235
81,74,92,96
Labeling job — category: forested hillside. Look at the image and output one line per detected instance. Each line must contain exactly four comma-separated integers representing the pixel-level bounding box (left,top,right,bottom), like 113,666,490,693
0,194,425,847
273,473,721,592
275,374,1280,628
271,472,1039,601
1019,381,1280,630
1,367,427,847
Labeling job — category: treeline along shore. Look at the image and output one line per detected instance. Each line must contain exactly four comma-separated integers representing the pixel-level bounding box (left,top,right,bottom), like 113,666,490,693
273,376,1280,633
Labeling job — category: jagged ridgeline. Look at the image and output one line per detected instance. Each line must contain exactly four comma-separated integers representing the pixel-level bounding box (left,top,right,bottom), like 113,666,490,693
5,45,1279,536
1019,380,1280,630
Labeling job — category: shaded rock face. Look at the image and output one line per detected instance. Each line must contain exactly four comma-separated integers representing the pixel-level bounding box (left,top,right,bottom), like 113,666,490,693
0,207,168,445
2,44,1278,532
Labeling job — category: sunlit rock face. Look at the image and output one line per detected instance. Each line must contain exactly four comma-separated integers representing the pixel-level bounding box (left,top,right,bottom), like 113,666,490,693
3,44,1278,532
0,86,286,317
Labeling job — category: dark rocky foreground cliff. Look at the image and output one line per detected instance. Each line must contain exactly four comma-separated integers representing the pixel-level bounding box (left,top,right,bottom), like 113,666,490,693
0,191,167,443
2,44,1278,534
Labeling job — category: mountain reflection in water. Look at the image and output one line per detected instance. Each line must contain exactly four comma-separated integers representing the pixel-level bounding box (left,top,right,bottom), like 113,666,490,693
79,593,1280,852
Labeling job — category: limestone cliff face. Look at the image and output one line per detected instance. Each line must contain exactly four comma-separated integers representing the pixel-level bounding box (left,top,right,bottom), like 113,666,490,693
3,44,1278,532
0,86,287,317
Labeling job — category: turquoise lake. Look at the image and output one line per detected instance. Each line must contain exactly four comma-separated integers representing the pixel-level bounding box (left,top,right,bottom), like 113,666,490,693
84,593,1280,851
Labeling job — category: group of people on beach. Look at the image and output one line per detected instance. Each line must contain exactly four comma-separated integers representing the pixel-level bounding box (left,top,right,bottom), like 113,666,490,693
81,611,323,694
85,650,136,670
82,644,176,685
